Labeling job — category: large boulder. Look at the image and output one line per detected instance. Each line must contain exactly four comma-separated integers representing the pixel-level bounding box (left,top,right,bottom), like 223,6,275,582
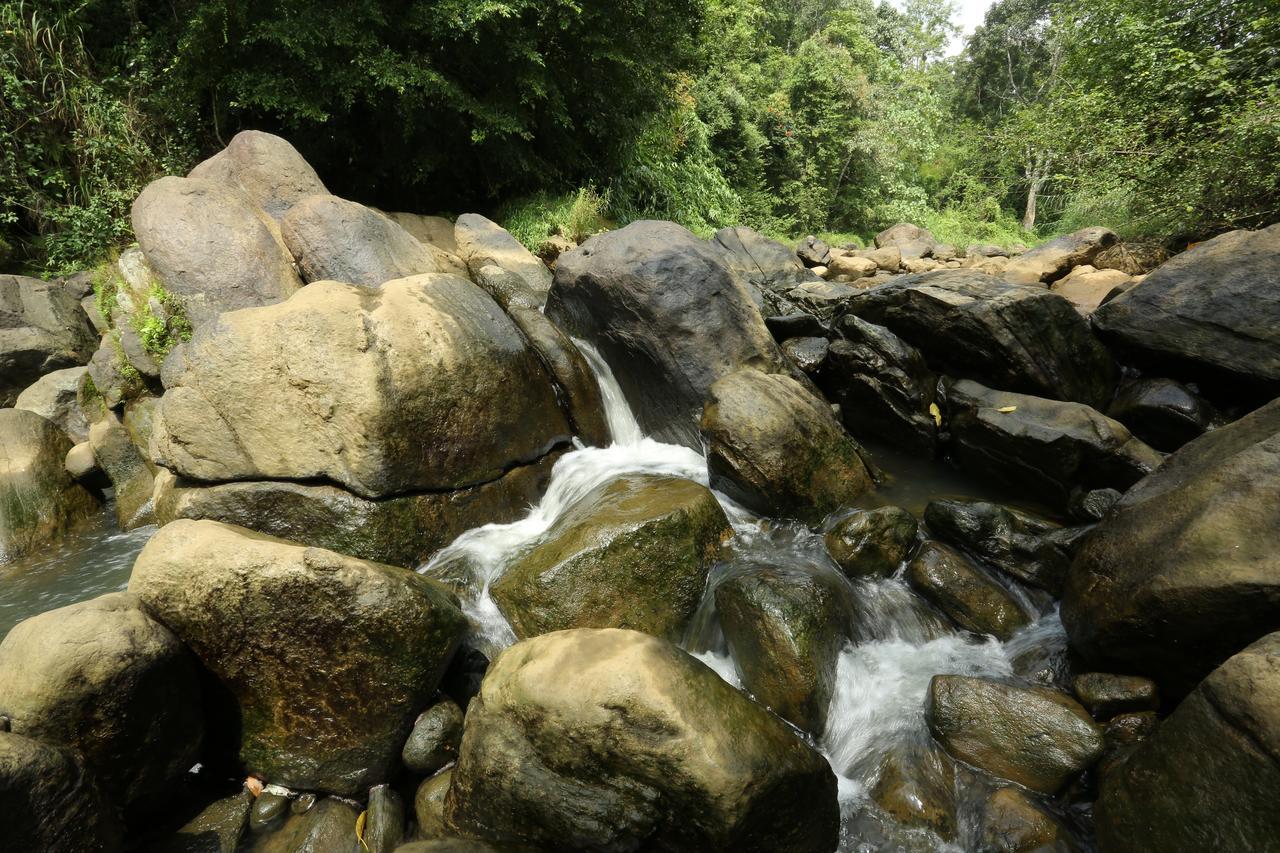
151,450,560,568
1091,224,1280,399
701,368,873,522
1062,397,1280,694
906,542,1030,640
547,220,791,447
445,628,840,852
0,408,99,562
926,675,1104,794
128,520,468,795
924,499,1076,595
874,223,937,260
0,592,202,810
1004,227,1118,284
1,274,97,406
943,379,1162,510
712,226,821,298
187,130,328,220
715,566,850,733
491,475,731,641
820,314,938,454
840,270,1116,407
386,213,470,278
132,176,303,327
151,275,570,499
14,366,91,442
454,214,552,304
0,732,123,852
1094,632,1280,851
281,194,439,286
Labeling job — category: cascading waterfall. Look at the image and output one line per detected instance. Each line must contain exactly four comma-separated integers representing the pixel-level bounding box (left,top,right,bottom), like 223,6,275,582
419,342,1069,851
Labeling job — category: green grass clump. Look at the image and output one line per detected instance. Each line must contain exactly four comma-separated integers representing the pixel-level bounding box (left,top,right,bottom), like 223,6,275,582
499,186,612,251
134,282,193,358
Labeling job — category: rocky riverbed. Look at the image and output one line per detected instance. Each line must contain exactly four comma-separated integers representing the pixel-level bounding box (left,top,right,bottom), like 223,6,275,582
2,130,1278,852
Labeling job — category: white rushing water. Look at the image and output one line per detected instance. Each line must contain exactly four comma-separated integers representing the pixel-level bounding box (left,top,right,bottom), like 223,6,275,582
419,341,1068,850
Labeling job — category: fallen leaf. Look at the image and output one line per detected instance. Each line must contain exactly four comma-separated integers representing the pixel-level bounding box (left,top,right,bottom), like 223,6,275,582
356,810,369,851
928,403,942,427
996,406,1018,413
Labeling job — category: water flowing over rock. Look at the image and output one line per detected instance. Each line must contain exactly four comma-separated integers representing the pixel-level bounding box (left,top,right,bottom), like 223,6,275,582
491,475,730,641
128,520,468,795
454,213,552,304
151,275,570,499
906,541,1030,640
281,194,440,286
715,566,851,733
131,176,303,327
839,270,1116,407
978,787,1078,853
1094,632,1280,851
0,408,100,563
824,505,919,578
821,314,939,454
1092,224,1280,400
0,732,123,852
1003,226,1118,284
547,220,792,447
701,368,873,521
1,274,97,406
942,379,1162,510
924,499,1077,595
926,675,1104,793
445,628,840,852
1062,396,1280,695
0,592,202,811
187,130,328,220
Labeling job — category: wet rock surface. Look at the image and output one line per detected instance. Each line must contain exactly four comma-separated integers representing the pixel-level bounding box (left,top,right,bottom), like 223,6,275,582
906,541,1030,641
824,506,919,579
924,499,1076,594
0,731,123,852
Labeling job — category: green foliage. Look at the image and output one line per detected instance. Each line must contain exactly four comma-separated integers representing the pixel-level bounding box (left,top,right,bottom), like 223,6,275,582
499,186,612,251
91,264,120,327
135,283,193,358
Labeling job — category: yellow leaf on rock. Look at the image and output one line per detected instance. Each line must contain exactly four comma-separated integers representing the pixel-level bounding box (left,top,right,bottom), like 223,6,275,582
928,403,942,427
996,406,1018,413
356,810,368,850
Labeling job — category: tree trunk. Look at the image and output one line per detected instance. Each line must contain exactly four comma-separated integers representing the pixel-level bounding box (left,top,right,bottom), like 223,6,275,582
1022,175,1042,231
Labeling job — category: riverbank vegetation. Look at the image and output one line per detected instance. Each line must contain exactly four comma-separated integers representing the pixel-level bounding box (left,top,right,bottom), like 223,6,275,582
2,0,1277,272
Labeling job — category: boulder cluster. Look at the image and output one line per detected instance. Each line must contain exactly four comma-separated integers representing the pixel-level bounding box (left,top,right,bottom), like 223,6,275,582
2,131,1279,852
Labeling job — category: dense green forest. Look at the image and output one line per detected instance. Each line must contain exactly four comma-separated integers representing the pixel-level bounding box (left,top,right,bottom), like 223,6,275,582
2,0,1277,273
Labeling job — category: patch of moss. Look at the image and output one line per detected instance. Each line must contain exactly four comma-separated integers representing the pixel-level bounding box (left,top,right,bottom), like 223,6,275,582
134,282,194,358
92,263,120,327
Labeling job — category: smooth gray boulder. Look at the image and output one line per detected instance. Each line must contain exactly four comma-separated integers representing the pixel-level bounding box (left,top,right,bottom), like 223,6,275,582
547,220,792,447
1062,397,1280,695
129,520,468,796
445,628,840,852
0,592,202,810
1004,227,1118,284
0,274,97,406
454,214,552,303
14,366,91,442
187,130,328,221
281,194,439,286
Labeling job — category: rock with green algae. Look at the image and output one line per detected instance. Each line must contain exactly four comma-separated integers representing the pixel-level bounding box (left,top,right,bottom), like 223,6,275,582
445,628,840,852
824,506,918,578
128,519,467,796
491,475,731,641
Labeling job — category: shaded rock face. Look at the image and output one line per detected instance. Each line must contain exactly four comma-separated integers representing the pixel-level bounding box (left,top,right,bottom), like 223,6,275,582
780,335,829,376
1004,226,1118,284
0,592,202,811
281,194,440,286
547,220,791,448
1,274,97,406
1062,397,1280,695
187,130,328,221
715,566,851,733
712,226,821,299
0,408,100,563
1106,377,1216,452
152,275,570,500
492,475,730,641
943,379,1162,510
1092,224,1280,400
445,628,840,853
924,499,1075,595
131,176,304,327
926,675,1104,794
821,314,938,454
454,213,552,304
702,368,872,522
128,520,468,796
15,366,91,443
906,541,1029,640
1095,633,1280,851
252,798,360,853
414,769,453,839
402,699,464,776
0,732,123,853
152,450,560,569
90,410,155,530
797,235,831,267
1071,673,1158,720
824,506,919,579
978,787,1077,853
159,789,252,853
840,270,1116,408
